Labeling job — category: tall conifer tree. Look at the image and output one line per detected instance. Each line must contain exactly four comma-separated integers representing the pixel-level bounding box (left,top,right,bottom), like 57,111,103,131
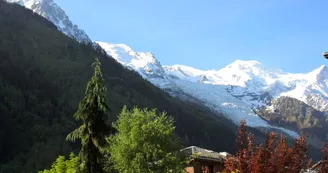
66,57,110,173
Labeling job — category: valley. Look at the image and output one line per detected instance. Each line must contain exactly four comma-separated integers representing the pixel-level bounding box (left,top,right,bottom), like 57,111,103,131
2,0,328,172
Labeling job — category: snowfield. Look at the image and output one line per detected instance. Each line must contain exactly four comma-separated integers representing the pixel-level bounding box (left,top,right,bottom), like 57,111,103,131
96,41,328,138
10,0,328,139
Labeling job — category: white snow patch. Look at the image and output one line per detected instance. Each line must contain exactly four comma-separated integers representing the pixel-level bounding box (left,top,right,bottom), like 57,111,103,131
96,41,312,138
8,0,309,139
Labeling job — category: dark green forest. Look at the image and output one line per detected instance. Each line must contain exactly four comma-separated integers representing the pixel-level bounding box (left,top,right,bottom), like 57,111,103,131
0,1,238,172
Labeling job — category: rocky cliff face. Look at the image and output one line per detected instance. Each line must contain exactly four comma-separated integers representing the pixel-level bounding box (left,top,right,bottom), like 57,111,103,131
8,0,328,145
6,0,91,43
258,96,328,148
98,43,328,144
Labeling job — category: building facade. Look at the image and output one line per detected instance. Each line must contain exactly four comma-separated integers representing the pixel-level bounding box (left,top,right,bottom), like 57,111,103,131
181,146,230,173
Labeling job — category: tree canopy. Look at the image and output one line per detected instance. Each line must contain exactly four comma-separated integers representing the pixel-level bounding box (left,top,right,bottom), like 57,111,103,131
109,107,186,173
38,153,79,173
0,1,238,172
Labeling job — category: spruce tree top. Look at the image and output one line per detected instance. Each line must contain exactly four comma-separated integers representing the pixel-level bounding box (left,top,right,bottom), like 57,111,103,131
74,57,108,121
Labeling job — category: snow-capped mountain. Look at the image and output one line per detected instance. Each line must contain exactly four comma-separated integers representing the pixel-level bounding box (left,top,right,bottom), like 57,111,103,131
96,42,167,79
98,40,328,114
96,42,328,138
6,0,91,43
10,0,328,139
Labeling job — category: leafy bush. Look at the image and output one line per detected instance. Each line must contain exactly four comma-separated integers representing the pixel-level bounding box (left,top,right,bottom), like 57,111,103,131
38,153,79,173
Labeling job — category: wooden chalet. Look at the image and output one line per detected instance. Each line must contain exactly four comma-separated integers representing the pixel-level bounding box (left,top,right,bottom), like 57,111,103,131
181,146,231,173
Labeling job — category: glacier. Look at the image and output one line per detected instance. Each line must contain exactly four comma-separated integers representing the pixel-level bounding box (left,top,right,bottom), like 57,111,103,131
95,42,328,111
96,42,328,138
8,0,328,139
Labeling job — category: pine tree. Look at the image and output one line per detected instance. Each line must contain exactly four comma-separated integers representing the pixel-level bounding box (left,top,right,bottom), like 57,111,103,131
66,58,110,173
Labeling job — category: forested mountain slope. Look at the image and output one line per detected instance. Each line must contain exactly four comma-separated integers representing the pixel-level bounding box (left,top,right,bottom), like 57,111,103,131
0,1,237,172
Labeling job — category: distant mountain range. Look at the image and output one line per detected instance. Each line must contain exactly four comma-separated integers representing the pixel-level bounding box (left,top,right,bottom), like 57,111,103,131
7,0,328,147
97,42,328,141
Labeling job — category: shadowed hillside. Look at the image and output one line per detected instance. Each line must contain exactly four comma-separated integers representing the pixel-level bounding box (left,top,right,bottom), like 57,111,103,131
0,1,237,172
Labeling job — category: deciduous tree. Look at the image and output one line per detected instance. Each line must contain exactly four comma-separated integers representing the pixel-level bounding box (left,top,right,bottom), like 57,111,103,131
223,121,309,173
38,153,79,173
108,107,185,173
319,143,328,173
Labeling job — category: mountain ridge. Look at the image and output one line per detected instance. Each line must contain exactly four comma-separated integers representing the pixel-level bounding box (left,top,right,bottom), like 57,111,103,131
3,0,328,167
96,41,328,140
0,1,243,171
96,41,328,107
8,0,328,116
6,0,328,140
6,0,91,43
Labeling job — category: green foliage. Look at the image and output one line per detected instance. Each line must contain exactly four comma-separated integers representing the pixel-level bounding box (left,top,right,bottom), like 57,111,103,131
38,153,79,173
66,58,110,173
108,106,186,173
0,1,237,172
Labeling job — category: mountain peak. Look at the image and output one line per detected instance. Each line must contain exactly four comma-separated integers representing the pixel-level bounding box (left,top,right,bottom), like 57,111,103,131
96,41,158,63
6,0,91,43
99,42,134,53
310,65,328,75
96,42,165,79
318,64,327,71
97,41,167,79
6,0,40,8
220,60,264,75
311,65,328,81
235,59,261,64
231,60,261,66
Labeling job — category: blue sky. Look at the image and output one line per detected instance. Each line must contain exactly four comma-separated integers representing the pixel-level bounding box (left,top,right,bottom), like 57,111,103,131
55,0,328,73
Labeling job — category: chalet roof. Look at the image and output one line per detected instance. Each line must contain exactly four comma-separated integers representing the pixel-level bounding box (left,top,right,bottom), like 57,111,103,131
311,160,323,170
301,160,325,173
180,146,230,162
